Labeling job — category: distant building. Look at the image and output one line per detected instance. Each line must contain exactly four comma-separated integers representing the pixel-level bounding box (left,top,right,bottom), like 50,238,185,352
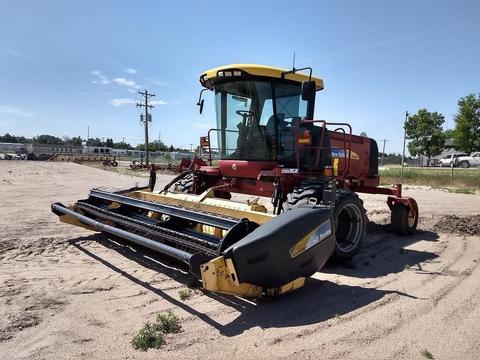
82,145,114,154
27,143,83,155
1,142,195,161
0,142,28,153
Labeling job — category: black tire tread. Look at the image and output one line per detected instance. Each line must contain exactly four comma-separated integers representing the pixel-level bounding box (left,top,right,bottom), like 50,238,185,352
391,203,409,235
286,182,366,261
333,193,366,260
174,172,194,193
391,200,418,236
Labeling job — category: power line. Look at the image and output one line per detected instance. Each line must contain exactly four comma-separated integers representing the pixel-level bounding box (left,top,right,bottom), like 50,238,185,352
136,89,155,165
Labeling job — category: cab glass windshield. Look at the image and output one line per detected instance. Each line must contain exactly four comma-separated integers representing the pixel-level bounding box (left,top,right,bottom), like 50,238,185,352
214,80,307,161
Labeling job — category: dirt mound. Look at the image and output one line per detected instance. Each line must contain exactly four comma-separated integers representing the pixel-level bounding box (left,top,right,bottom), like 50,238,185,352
434,215,480,236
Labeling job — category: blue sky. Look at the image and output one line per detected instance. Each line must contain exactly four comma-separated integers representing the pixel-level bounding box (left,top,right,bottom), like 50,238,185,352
0,0,479,153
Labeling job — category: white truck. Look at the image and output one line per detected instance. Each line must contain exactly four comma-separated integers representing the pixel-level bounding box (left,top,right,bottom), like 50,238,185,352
439,153,468,167
455,152,480,168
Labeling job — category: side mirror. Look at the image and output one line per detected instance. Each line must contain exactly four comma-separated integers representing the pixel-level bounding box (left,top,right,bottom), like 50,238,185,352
301,81,316,101
197,88,207,114
197,99,204,114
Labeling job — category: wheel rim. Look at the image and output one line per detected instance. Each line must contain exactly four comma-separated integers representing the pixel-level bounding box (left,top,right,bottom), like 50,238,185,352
407,200,418,229
408,209,416,227
335,203,363,252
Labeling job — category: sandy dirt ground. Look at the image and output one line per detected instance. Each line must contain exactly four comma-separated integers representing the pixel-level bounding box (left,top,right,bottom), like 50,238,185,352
1,161,480,360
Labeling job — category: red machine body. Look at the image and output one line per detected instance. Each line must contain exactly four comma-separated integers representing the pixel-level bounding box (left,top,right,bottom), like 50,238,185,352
196,120,416,221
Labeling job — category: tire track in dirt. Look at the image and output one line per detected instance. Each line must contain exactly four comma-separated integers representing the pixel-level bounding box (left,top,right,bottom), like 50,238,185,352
157,233,478,360
270,235,480,360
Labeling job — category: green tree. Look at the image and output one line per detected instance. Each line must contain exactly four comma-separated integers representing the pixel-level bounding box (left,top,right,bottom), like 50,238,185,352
105,138,114,148
0,133,31,143
70,136,83,146
35,134,64,145
112,141,132,150
87,137,103,147
169,145,174,152
405,109,445,165
16,135,32,143
452,94,480,153
135,143,158,152
151,140,168,152
0,133,17,143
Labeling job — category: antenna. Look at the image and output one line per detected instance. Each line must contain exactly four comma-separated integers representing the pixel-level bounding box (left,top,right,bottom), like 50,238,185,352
292,52,296,70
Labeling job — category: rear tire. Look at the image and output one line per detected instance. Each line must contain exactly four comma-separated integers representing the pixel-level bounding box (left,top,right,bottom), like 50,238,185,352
391,199,418,235
285,180,325,210
286,183,366,260
174,172,194,193
460,160,470,168
112,161,118,167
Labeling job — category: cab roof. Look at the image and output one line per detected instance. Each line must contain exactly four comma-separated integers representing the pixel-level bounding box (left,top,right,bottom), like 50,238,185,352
200,64,324,91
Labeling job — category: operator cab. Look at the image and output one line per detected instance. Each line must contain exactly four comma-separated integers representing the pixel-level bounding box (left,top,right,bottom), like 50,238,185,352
199,64,329,169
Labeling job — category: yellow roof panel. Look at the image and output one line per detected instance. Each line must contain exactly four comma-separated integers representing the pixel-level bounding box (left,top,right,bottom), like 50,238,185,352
200,64,324,90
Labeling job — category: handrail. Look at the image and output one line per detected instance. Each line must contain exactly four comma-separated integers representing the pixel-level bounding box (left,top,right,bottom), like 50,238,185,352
327,122,353,179
206,128,239,166
294,120,353,179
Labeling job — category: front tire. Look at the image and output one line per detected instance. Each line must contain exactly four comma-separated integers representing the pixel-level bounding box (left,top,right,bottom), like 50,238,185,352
460,160,470,168
286,183,366,260
333,193,366,260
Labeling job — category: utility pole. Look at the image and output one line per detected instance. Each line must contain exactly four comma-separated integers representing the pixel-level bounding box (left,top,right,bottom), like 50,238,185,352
379,139,389,166
136,89,155,165
189,143,193,153
87,126,90,154
401,111,409,183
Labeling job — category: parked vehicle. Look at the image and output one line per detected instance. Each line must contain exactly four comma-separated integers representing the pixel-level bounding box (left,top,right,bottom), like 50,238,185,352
439,153,468,167
455,152,480,168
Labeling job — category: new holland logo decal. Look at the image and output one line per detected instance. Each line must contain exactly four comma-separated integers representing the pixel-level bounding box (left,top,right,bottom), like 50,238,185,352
331,149,360,160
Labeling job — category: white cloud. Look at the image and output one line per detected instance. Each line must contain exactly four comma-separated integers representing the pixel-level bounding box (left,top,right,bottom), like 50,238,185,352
3,48,41,63
91,70,110,84
0,104,34,117
113,77,141,89
3,48,21,56
150,100,168,106
126,68,137,74
127,89,136,94
110,98,136,106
